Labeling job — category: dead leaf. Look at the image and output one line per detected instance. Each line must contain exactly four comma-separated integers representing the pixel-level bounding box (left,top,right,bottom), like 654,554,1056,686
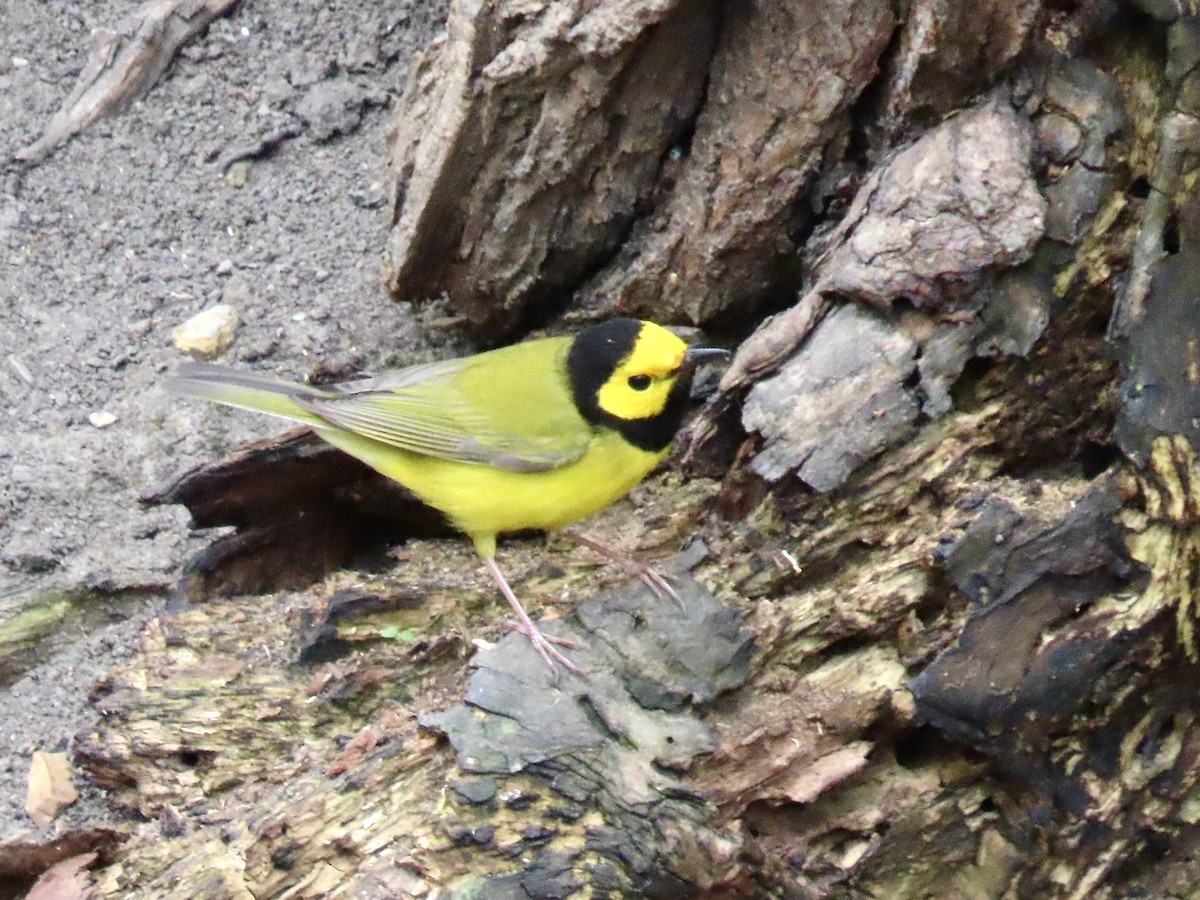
326,726,384,777
25,851,96,900
26,752,79,827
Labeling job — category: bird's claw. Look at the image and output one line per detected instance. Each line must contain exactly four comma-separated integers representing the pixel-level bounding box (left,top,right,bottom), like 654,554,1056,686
563,529,685,609
510,620,583,675
634,565,685,609
504,619,580,649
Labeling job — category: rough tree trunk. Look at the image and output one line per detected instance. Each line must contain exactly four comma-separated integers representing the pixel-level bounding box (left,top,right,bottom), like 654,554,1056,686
11,0,1200,897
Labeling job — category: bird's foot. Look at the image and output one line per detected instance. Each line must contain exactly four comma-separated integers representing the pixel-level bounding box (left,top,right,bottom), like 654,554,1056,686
508,618,583,675
627,561,684,609
562,530,684,609
483,554,584,676
502,619,579,648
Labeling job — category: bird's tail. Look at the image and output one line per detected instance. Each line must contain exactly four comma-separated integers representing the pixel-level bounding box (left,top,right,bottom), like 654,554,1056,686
166,362,329,428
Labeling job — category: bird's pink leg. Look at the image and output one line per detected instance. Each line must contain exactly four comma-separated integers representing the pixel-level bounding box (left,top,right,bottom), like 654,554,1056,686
561,529,684,609
483,556,582,675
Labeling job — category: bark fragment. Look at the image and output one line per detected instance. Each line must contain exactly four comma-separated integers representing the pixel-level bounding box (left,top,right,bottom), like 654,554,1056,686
742,304,919,489
718,101,1046,490
424,577,754,893
142,429,449,598
722,101,1045,396
383,0,717,338
23,852,97,900
1029,56,1126,248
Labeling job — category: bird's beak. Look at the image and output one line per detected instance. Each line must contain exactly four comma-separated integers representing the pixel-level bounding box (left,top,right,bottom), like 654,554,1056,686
683,346,729,368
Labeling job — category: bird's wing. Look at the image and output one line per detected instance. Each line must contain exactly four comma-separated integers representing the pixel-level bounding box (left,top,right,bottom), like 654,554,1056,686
297,338,593,472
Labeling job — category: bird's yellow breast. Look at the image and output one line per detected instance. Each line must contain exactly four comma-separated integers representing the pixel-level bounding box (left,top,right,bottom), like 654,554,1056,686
316,426,665,555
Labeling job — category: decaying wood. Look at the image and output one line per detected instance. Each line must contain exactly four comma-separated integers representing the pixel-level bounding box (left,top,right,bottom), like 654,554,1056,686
691,99,1049,498
141,428,451,598
674,13,1200,892
72,477,757,896
575,0,895,326
383,0,718,338
720,100,1046,398
16,0,239,164
691,310,1127,896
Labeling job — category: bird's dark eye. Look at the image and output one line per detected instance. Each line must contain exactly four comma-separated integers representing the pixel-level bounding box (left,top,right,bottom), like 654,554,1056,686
627,374,652,391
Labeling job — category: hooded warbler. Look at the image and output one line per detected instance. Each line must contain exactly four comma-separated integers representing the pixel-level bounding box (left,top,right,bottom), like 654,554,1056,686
168,318,726,672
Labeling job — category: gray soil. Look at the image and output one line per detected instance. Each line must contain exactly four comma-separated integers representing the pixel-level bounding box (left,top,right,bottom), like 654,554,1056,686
0,0,451,841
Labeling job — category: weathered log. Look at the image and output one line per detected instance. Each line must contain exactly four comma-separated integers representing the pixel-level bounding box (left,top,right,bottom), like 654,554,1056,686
74,525,756,896
383,0,718,339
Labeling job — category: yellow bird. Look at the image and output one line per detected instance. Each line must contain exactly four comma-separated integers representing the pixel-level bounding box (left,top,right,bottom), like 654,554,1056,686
168,318,726,672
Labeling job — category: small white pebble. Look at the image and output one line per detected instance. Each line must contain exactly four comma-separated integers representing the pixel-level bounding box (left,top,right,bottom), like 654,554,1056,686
173,304,239,357
88,411,117,429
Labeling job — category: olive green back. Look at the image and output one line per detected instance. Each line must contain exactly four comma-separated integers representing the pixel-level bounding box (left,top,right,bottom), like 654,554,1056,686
296,335,592,472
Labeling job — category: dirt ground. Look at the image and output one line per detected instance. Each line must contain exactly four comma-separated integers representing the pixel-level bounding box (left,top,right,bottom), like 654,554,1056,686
0,0,452,842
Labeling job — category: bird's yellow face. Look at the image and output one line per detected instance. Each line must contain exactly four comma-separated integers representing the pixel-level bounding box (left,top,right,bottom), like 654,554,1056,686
594,321,688,422
566,318,717,454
